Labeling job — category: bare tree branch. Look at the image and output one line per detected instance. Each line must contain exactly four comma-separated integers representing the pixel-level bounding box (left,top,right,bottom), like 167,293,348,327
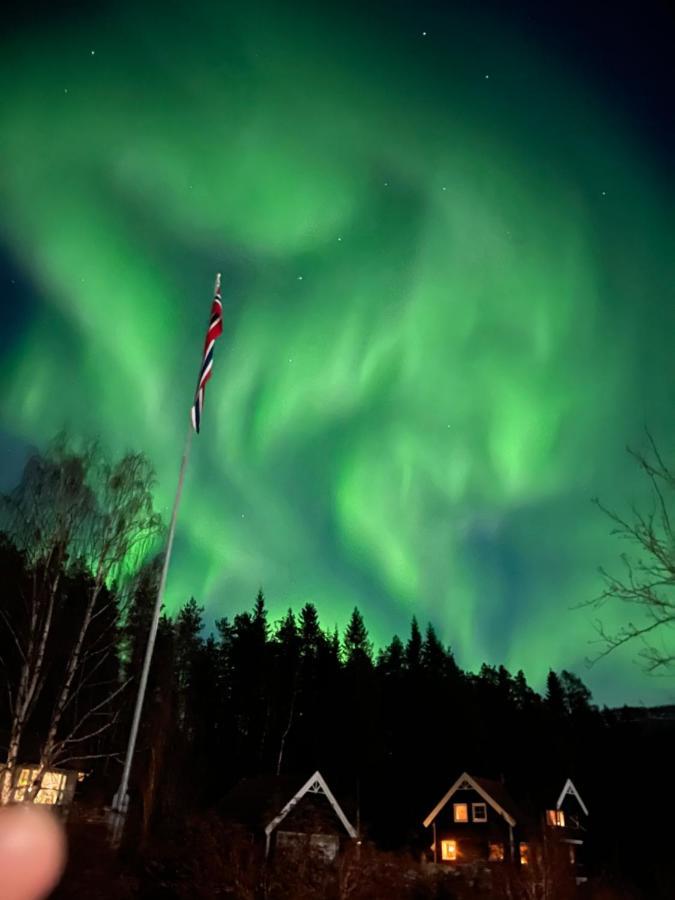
583,433,675,673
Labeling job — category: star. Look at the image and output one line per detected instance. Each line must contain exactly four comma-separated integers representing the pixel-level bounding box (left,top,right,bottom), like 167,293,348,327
337,236,343,242
442,186,447,191
484,74,490,79
297,275,303,280
90,50,95,56
421,31,427,37
64,88,68,93
601,191,607,196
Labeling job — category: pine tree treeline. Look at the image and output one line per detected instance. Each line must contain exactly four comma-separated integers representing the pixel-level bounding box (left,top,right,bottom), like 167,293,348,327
120,580,604,848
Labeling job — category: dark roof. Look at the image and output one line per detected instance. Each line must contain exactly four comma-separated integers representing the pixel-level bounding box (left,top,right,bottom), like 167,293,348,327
472,776,531,825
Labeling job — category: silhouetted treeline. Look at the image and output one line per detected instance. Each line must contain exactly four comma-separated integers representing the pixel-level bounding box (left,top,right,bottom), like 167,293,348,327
124,587,602,838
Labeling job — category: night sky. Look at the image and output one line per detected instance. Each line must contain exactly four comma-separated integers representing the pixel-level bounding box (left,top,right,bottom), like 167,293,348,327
1,0,674,706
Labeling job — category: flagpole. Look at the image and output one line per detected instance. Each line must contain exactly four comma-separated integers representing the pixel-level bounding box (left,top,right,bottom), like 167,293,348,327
109,422,193,846
108,272,221,847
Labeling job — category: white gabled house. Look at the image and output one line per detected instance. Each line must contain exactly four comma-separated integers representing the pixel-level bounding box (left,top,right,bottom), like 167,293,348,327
546,777,589,883
221,769,357,862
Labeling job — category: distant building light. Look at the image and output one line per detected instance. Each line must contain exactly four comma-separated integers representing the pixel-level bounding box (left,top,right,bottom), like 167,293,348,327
14,768,66,805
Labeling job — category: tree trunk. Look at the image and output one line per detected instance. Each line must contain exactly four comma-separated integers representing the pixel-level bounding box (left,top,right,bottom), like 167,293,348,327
1,568,60,805
32,576,103,786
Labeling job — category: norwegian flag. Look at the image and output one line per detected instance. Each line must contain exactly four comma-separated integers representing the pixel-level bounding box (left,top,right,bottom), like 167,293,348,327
191,274,223,433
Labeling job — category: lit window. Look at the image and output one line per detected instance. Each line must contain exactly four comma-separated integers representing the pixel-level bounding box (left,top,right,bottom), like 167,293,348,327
453,803,468,823
489,842,505,862
472,802,487,822
441,839,457,861
35,771,65,805
519,843,530,866
546,809,565,827
13,768,66,805
14,768,36,802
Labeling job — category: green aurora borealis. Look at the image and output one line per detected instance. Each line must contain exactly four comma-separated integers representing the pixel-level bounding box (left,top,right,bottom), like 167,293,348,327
1,1,674,705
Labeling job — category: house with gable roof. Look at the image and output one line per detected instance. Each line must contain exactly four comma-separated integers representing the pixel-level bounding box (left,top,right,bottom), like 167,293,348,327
221,769,357,862
423,772,523,865
422,771,589,882
543,777,589,882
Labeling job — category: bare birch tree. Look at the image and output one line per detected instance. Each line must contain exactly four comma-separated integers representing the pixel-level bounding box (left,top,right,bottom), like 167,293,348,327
589,433,675,673
0,438,94,803
0,436,162,804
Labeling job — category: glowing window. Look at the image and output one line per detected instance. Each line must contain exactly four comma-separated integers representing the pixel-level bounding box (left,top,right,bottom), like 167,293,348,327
472,802,487,822
453,803,468,823
14,768,66,805
519,843,530,866
489,842,505,862
546,809,565,827
441,839,457,861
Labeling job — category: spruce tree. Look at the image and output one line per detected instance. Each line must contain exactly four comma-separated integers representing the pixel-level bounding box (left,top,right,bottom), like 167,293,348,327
343,608,373,666
404,616,422,672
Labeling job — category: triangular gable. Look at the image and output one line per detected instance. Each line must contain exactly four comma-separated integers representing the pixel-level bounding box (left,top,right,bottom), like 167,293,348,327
556,778,589,817
422,772,517,828
264,771,357,840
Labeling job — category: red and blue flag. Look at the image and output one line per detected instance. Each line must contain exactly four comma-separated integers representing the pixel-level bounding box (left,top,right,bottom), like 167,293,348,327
191,274,223,433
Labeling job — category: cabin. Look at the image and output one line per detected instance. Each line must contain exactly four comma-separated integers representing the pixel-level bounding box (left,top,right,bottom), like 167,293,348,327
220,770,357,862
543,777,589,883
423,771,589,882
423,772,524,865
10,764,80,808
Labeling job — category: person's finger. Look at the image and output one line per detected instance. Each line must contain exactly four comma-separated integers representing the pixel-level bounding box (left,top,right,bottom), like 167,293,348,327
0,805,66,900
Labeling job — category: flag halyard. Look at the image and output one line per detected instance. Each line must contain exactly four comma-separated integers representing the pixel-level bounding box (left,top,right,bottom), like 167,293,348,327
191,273,223,433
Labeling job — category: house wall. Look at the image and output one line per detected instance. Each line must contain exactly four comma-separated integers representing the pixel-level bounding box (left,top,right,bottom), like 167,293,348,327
280,792,344,836
270,790,352,862
276,830,340,862
431,789,515,864
553,795,588,881
557,794,586,835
